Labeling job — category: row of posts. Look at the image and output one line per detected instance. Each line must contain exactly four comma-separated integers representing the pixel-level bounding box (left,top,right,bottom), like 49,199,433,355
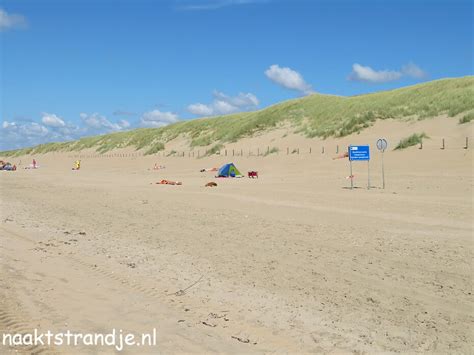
67,137,469,159
418,137,469,150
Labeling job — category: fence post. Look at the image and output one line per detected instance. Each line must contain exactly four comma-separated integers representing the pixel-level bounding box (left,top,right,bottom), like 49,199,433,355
419,141,423,149
441,138,445,150
310,147,312,154
465,137,469,149
336,145,339,154
322,146,325,154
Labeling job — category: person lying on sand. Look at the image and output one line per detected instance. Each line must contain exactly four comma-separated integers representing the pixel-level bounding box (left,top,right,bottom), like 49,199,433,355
200,167,218,172
156,179,182,185
153,163,166,170
332,152,349,160
1,162,16,171
72,160,81,170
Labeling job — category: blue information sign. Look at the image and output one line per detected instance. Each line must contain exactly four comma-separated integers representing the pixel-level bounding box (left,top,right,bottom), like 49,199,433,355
349,145,370,161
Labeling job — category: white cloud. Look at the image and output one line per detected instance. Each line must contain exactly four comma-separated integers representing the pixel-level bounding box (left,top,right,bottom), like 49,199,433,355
401,62,427,79
80,112,129,131
348,63,402,83
140,110,179,127
187,91,259,117
348,62,427,83
177,0,267,11
41,113,66,127
265,64,313,95
187,103,214,116
0,8,27,31
118,119,130,128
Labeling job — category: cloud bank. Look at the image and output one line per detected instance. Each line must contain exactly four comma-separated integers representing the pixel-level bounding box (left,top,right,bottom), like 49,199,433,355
1,113,131,150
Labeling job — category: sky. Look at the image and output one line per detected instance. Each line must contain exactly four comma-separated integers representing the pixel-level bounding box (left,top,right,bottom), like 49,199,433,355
1,0,472,150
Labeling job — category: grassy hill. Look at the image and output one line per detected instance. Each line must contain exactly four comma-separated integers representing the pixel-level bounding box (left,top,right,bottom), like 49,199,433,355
2,76,473,157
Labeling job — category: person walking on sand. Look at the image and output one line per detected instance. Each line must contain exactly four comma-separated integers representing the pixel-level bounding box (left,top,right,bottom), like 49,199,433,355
32,159,37,169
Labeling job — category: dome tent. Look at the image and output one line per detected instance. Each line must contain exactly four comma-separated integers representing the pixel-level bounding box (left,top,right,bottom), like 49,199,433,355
217,163,242,177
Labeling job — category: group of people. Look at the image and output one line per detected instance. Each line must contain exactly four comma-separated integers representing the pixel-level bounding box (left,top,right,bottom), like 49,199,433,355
1,158,82,171
0,160,17,171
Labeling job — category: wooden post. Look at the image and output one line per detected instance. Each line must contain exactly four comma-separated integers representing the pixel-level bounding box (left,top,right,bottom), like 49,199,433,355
309,147,312,154
241,149,243,156
322,146,325,154
419,141,423,149
441,138,445,150
225,150,227,156
465,137,469,149
232,149,234,156
336,145,339,154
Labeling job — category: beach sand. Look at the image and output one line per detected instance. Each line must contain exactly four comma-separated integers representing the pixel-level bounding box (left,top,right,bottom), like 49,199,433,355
0,117,472,353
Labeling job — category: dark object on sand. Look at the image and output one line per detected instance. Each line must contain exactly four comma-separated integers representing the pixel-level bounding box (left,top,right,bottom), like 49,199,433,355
248,171,258,178
205,182,218,187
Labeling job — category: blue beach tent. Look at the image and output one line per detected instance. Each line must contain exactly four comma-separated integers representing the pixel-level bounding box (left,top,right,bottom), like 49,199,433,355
217,163,242,177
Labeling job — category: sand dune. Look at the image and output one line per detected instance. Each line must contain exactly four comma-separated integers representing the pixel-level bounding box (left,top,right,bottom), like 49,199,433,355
0,117,472,353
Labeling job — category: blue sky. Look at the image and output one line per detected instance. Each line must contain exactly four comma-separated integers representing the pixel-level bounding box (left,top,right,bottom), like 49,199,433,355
1,0,472,149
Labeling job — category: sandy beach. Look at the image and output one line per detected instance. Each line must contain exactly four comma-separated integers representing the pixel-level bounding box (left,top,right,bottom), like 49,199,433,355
0,117,472,353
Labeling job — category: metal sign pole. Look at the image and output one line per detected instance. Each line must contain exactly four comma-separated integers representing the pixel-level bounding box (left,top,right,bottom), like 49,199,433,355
382,151,385,189
350,160,353,190
367,160,370,189
376,138,388,190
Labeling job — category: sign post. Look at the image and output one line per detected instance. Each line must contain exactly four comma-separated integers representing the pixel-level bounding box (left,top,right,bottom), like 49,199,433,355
348,145,371,189
376,138,388,189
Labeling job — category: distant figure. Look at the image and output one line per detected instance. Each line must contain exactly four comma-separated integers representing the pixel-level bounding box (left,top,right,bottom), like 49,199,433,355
72,160,81,170
156,179,182,185
32,159,37,169
332,152,349,160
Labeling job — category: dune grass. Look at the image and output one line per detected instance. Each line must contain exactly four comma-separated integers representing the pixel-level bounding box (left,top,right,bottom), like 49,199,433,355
459,112,474,124
203,143,224,157
264,147,279,156
394,133,430,150
2,76,473,157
